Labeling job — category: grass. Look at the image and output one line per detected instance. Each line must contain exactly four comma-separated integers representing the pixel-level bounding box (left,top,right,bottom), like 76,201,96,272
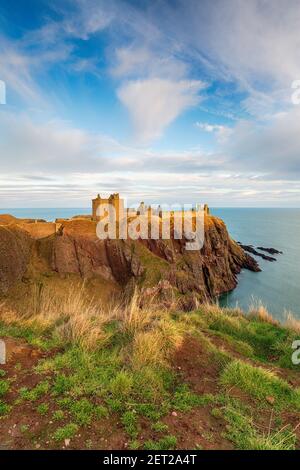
144,435,177,450
218,396,297,450
19,381,50,402
248,299,280,326
1,285,300,450
109,371,133,400
285,311,300,334
37,403,49,416
52,410,64,421
198,303,297,367
121,411,139,438
0,400,11,415
151,421,169,433
52,423,79,441
172,385,214,412
221,359,300,410
68,399,95,425
0,379,9,397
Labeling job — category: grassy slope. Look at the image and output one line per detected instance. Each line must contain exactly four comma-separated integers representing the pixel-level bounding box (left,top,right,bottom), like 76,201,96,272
0,290,300,450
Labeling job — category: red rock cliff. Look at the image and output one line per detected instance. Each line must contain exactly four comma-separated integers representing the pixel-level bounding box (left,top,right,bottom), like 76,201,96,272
0,214,260,308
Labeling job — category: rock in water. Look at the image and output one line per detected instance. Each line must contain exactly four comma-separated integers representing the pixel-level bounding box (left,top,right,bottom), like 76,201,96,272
238,244,277,262
257,247,283,255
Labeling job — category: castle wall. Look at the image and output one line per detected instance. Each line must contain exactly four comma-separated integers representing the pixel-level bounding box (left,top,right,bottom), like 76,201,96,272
19,222,60,239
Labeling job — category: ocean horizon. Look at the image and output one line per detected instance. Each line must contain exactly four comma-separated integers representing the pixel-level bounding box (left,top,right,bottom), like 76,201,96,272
1,207,299,321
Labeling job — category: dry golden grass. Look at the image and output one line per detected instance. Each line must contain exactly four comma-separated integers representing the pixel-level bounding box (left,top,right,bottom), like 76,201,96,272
131,317,183,370
120,288,158,335
0,283,183,358
0,283,114,350
132,330,166,368
248,299,279,326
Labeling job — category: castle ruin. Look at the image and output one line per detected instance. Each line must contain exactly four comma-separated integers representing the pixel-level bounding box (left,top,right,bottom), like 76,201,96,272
92,193,209,222
92,193,125,222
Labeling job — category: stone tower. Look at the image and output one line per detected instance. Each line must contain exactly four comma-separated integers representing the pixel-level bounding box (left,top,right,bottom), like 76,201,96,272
92,193,124,222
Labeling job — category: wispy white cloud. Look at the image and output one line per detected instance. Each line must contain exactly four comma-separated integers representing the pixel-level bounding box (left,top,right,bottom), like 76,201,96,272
0,1,114,106
195,122,224,133
118,78,205,142
159,0,300,115
1,110,300,207
0,36,43,104
111,46,187,80
195,121,232,142
224,108,300,179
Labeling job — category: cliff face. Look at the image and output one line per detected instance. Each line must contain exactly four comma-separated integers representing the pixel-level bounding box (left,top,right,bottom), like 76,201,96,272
0,225,32,293
0,215,260,308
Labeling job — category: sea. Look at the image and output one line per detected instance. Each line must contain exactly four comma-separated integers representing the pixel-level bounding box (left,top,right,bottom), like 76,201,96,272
1,207,299,322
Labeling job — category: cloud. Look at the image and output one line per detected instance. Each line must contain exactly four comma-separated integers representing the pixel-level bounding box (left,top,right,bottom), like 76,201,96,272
224,108,300,179
0,1,115,106
0,36,43,104
1,0,300,206
0,110,223,175
196,122,224,133
195,121,233,143
26,0,115,42
58,0,115,40
118,78,205,142
112,47,187,80
156,0,300,115
1,110,299,208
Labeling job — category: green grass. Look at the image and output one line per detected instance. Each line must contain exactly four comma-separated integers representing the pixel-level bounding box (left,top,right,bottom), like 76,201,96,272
144,435,177,450
2,295,300,451
0,400,11,415
121,411,139,439
172,385,214,412
0,321,57,350
52,410,65,421
0,379,9,397
220,360,300,411
19,381,50,402
94,404,109,419
36,339,187,441
109,371,133,400
209,330,255,357
219,396,296,450
52,374,75,395
69,399,94,425
128,440,140,450
204,312,295,366
151,421,169,433
53,397,108,426
37,403,49,415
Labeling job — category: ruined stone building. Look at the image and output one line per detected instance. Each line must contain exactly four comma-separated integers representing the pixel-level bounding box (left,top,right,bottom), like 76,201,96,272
92,193,209,223
92,193,125,222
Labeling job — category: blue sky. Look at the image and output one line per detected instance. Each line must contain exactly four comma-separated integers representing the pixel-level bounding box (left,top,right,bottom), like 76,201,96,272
0,0,300,207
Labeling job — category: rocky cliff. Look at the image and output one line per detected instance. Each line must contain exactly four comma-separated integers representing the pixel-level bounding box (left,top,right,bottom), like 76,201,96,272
0,214,260,309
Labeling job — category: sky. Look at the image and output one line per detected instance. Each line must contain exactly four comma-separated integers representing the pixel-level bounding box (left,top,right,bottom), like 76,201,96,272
1,0,300,207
